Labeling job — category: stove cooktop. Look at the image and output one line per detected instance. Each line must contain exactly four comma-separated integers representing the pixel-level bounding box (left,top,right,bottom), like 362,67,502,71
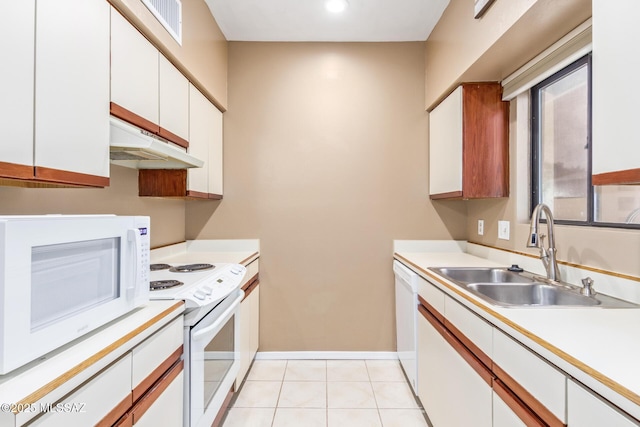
148,262,247,310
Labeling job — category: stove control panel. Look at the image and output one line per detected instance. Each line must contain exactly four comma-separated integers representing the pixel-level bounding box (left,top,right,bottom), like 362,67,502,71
179,264,247,308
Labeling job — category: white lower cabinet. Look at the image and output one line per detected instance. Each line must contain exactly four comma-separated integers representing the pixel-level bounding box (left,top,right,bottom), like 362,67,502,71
568,380,639,427
30,354,133,427
417,306,492,427
235,264,260,388
492,389,527,427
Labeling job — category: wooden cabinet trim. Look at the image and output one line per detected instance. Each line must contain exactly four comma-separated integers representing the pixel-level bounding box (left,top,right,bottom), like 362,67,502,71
418,295,445,324
592,168,640,185
131,359,183,424
158,126,189,149
241,275,260,301
96,392,133,427
110,102,160,135
494,379,547,427
430,191,464,200
113,412,133,427
0,161,34,180
445,318,492,370
493,363,565,427
212,386,235,427
132,345,183,402
185,189,210,199
418,302,494,386
34,166,109,187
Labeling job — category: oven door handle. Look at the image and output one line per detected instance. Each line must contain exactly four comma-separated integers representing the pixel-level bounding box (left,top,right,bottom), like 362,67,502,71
192,291,244,342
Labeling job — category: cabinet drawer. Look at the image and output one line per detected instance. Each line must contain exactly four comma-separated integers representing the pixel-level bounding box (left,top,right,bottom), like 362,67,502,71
493,329,566,425
131,316,183,396
444,295,492,365
417,276,445,318
30,354,133,427
568,380,639,427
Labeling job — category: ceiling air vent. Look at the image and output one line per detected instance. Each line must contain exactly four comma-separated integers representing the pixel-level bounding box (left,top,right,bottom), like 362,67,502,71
142,0,182,45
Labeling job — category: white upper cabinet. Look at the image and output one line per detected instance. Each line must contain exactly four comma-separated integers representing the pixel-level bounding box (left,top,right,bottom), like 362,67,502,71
592,0,640,184
159,55,190,145
189,84,223,198
0,1,34,179
34,0,110,184
110,7,159,130
428,83,509,199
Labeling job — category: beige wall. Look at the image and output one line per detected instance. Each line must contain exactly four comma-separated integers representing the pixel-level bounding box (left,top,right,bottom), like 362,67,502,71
186,42,468,351
109,0,229,109
0,166,185,248
425,0,591,109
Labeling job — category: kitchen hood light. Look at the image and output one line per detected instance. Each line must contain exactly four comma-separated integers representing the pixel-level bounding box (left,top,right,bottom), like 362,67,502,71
325,0,348,14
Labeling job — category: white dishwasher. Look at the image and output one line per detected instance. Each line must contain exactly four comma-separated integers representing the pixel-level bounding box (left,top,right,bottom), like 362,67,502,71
393,260,418,395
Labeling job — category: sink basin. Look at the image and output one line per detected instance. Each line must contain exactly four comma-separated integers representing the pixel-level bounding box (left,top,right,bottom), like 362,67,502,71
429,267,639,308
431,267,533,284
466,283,600,307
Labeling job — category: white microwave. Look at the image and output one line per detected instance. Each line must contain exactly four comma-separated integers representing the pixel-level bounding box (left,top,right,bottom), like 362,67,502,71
0,215,150,374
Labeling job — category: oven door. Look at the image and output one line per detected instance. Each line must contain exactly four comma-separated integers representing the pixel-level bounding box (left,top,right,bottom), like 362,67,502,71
188,290,242,427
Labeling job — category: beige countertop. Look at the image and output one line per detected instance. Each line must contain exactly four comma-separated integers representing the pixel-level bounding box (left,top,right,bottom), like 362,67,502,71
395,248,640,420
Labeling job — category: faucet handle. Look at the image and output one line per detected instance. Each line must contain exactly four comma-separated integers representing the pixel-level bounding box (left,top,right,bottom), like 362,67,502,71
581,277,596,297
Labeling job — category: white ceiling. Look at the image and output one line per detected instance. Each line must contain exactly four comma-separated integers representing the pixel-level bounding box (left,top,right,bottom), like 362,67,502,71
204,0,450,42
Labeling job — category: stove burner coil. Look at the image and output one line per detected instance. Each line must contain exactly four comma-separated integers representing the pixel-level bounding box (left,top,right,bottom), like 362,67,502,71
170,263,215,273
150,280,184,290
150,263,172,271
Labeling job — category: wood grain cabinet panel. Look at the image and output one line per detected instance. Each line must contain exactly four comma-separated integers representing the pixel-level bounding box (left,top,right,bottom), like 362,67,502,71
429,83,509,199
592,0,640,185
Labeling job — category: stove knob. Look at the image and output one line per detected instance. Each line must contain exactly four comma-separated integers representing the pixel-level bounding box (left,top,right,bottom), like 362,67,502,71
230,266,243,275
193,290,206,300
202,285,213,295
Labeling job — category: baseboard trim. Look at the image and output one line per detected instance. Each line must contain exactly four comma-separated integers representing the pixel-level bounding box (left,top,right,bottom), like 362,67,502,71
255,351,399,360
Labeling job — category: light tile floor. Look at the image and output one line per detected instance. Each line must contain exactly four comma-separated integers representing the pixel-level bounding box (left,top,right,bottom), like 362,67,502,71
222,360,430,427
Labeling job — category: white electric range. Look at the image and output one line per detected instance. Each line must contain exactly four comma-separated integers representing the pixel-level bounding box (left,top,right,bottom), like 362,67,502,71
148,251,248,427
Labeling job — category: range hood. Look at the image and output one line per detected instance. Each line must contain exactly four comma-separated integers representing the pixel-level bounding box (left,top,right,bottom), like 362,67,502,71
109,117,204,169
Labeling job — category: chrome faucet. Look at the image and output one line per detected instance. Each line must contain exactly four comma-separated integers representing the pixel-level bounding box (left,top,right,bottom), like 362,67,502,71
527,203,561,282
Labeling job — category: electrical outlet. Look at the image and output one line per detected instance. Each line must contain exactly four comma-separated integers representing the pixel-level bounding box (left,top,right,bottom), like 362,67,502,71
477,220,484,236
498,220,510,240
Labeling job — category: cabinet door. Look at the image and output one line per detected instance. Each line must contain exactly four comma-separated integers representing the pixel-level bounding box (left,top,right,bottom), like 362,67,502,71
34,0,110,185
31,354,133,427
0,1,35,179
159,55,189,146
132,364,184,427
493,330,566,425
188,85,223,198
567,380,639,427
429,86,463,196
235,292,253,388
110,7,159,131
209,106,224,197
418,306,492,427
592,0,640,184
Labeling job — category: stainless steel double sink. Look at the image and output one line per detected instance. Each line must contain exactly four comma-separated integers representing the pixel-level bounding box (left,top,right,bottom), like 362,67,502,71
428,267,638,308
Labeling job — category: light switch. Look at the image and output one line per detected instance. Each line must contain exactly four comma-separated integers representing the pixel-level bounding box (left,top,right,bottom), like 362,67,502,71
498,220,510,240
477,220,484,236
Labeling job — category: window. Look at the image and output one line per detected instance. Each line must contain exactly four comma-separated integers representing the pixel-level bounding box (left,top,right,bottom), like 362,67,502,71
530,54,640,228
